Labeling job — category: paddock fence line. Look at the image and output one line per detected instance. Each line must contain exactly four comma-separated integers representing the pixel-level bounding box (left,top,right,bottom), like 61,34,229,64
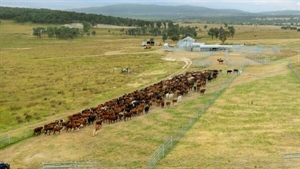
0,134,10,147
147,64,248,169
287,63,300,80
155,153,300,169
42,161,102,169
282,152,300,167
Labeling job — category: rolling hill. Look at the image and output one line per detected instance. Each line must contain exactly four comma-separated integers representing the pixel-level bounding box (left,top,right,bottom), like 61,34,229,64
68,4,299,20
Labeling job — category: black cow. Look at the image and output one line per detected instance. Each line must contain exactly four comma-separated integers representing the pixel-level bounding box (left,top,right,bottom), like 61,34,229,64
87,114,96,125
144,105,150,114
0,163,10,169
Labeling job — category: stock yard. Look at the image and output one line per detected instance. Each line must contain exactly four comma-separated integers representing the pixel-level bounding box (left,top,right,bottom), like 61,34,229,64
0,20,299,168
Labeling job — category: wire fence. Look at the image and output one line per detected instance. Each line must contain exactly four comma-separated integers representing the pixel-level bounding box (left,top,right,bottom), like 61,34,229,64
158,154,300,169
287,63,300,80
0,134,10,148
147,64,248,169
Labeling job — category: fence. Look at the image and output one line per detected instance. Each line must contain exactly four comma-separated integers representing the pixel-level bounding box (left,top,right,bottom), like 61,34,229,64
147,64,248,169
42,161,102,169
282,152,300,167
0,134,10,147
287,63,300,80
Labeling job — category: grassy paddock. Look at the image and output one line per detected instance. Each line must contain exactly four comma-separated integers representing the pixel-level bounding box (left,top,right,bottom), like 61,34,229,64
157,65,300,168
0,20,182,134
0,64,234,168
0,20,299,168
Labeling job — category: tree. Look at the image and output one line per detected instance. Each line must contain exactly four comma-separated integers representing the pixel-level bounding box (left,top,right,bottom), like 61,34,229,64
32,27,45,38
156,21,162,29
46,27,55,38
204,25,207,30
218,27,230,44
228,26,235,38
213,28,220,39
167,26,180,38
92,31,96,36
120,28,125,35
150,27,161,36
170,35,179,42
167,21,174,29
163,22,167,29
208,28,215,39
82,21,91,33
162,32,168,42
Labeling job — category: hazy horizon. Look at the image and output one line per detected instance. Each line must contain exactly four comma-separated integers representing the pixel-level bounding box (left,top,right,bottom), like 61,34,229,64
0,0,299,13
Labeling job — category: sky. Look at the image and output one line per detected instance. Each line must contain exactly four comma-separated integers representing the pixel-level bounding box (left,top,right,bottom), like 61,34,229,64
0,0,299,13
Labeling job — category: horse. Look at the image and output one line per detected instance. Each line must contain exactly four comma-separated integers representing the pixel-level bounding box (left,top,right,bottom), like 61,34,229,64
217,58,224,64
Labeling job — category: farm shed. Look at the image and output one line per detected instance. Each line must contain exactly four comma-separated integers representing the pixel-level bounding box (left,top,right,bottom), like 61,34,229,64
142,41,155,46
177,36,196,48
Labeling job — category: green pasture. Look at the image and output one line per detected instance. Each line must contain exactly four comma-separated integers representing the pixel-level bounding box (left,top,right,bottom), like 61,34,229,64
0,20,181,133
0,65,235,168
157,66,300,168
0,20,299,168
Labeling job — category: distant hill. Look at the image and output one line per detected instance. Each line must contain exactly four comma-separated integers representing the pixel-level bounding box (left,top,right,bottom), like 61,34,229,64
69,4,299,20
258,10,299,16
68,4,253,19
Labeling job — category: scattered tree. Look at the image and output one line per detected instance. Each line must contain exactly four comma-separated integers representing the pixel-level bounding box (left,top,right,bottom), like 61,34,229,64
228,26,235,38
170,35,179,42
162,32,168,42
82,21,91,33
218,27,230,44
92,31,96,36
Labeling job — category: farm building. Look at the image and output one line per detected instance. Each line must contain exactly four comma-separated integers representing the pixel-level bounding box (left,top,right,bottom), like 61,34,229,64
177,36,234,52
142,41,155,46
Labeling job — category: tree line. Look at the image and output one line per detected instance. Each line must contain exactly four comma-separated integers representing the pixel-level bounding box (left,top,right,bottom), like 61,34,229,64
207,25,235,44
32,21,96,39
0,6,238,43
123,21,197,42
0,6,158,27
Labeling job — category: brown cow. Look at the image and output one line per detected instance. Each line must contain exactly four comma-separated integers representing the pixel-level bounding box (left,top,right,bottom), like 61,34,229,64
166,101,171,107
124,112,132,121
93,124,101,136
200,89,206,95
53,126,63,135
172,99,177,105
33,127,43,136
44,124,55,135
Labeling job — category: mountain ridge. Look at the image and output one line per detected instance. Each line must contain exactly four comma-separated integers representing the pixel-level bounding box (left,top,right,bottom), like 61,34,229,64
68,4,298,18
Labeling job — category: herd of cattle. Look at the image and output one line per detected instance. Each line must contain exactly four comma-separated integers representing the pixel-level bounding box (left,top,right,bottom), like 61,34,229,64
33,68,238,136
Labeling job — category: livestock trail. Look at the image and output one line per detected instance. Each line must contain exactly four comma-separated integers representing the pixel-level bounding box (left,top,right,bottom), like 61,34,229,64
34,69,218,137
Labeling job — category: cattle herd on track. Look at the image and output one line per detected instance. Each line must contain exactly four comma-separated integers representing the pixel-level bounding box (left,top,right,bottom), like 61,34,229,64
33,68,238,137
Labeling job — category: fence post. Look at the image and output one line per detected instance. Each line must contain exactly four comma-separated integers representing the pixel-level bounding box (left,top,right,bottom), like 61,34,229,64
282,153,285,167
162,143,165,157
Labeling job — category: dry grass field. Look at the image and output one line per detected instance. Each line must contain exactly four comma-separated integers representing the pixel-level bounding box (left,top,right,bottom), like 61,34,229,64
0,20,299,168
